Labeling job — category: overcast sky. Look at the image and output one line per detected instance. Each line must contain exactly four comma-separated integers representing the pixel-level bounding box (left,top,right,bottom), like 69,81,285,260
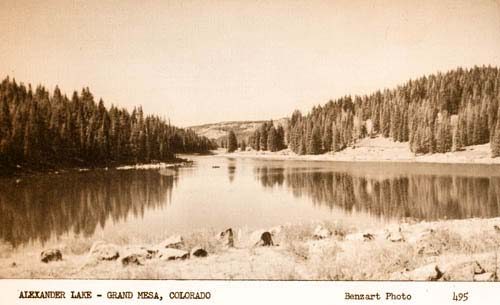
1,0,500,126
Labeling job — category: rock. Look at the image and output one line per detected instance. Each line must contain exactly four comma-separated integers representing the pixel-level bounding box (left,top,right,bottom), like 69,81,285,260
15,179,22,184
313,225,332,239
121,246,157,266
474,272,495,282
41,249,62,263
473,261,485,275
10,262,16,267
88,242,120,261
494,225,500,233
430,266,445,281
259,232,274,246
190,246,208,258
159,248,189,261
396,264,446,281
158,235,184,249
121,254,144,266
363,233,375,241
217,228,234,248
250,230,274,246
386,229,405,242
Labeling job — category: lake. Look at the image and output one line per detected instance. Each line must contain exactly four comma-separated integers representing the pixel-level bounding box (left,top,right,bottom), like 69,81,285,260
2,156,500,250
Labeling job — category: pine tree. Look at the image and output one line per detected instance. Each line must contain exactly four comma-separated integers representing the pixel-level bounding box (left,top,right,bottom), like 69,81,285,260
227,130,238,153
276,124,286,150
0,97,11,156
254,130,261,151
309,125,322,154
259,123,268,151
492,106,500,157
267,126,277,152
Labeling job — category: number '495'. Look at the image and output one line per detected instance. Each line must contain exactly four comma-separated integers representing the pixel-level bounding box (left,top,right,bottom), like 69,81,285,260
453,292,469,302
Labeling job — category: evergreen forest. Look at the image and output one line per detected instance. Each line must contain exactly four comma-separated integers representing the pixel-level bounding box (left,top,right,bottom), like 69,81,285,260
248,66,500,157
0,77,216,172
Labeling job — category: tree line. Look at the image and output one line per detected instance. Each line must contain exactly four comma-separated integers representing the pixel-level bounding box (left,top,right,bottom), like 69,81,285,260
246,121,286,152
276,66,500,157
0,77,216,171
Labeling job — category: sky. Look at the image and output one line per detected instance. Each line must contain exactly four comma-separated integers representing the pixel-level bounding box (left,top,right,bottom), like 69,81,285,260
1,0,500,127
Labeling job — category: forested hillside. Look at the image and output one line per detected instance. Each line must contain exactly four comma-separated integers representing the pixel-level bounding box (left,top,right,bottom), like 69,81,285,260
189,118,288,148
249,66,500,157
0,77,216,171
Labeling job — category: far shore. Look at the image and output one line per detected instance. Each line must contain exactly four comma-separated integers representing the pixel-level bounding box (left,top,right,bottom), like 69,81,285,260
218,137,500,165
1,217,499,280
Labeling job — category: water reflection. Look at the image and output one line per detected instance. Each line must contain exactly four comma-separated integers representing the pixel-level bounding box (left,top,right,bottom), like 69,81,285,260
254,166,500,220
0,171,176,247
227,158,236,183
3,158,500,248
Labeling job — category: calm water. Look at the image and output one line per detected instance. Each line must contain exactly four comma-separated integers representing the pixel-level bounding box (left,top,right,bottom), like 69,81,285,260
2,156,500,249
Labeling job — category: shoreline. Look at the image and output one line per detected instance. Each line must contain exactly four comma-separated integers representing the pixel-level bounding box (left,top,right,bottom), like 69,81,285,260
1,217,499,280
0,157,192,179
218,137,500,165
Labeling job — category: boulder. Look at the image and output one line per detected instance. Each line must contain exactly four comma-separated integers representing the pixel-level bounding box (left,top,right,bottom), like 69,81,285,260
41,249,62,263
190,246,208,258
474,272,496,282
386,229,405,242
444,260,490,280
363,233,375,241
250,230,274,247
217,228,234,248
158,235,184,249
121,254,144,266
313,225,332,240
473,261,485,275
410,264,445,281
429,265,445,281
121,246,157,266
88,242,120,261
159,248,189,261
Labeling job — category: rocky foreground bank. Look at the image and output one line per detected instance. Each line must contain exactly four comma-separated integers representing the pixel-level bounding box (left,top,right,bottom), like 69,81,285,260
2,217,500,280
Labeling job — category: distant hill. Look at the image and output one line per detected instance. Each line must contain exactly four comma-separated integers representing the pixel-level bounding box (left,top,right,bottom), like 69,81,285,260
189,118,288,144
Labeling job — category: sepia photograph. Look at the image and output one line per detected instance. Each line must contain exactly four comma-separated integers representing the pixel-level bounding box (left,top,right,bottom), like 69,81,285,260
1,0,500,284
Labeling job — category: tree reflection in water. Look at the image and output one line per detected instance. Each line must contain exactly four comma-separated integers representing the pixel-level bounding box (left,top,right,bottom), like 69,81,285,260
254,166,500,221
0,170,176,247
